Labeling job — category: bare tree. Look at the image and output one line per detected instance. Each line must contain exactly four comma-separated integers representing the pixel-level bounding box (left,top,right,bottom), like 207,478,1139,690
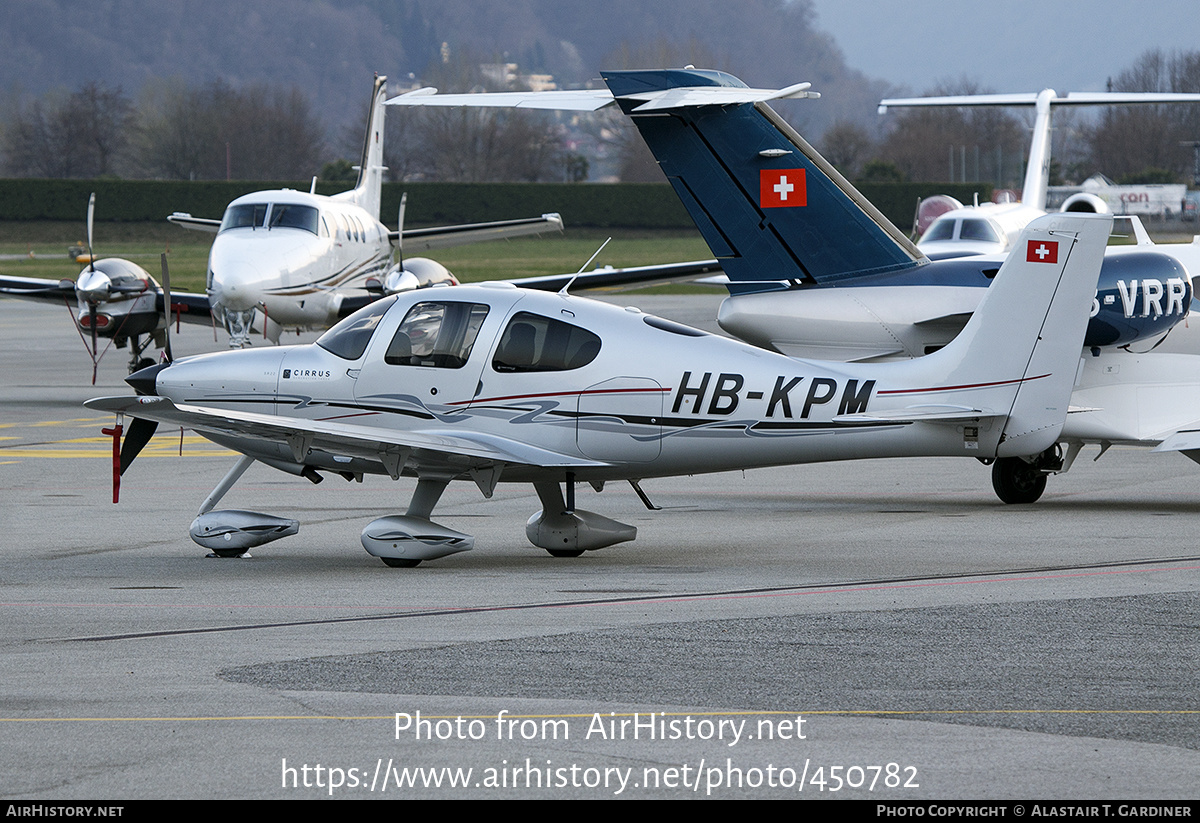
3,83,134,177
138,79,324,180
1086,49,1200,182
395,50,563,182
819,120,875,179
876,80,1026,187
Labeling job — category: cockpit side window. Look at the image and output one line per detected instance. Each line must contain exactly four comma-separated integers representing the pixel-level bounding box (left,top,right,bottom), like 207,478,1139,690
219,203,268,232
384,302,490,369
316,296,398,360
492,312,602,372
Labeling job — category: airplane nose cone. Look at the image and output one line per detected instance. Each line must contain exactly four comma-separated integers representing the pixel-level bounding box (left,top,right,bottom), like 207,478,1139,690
126,361,168,396
75,268,112,303
209,260,261,312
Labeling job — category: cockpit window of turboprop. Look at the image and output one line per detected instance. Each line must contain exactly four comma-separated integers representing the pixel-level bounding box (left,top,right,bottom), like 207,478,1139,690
268,204,319,234
219,203,268,232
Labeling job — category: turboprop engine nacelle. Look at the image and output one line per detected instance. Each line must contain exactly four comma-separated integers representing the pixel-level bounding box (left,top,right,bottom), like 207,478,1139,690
1088,252,1192,347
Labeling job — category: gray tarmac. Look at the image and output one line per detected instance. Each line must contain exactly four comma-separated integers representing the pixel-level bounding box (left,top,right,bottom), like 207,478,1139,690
1,296,1198,800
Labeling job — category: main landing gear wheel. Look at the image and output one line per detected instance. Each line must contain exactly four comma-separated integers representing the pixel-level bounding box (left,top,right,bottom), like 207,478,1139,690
991,456,1047,504
381,557,422,568
545,548,585,558
208,548,247,558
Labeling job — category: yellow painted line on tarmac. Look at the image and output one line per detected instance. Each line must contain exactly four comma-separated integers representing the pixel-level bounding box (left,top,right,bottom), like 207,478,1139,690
0,417,108,429
0,448,234,458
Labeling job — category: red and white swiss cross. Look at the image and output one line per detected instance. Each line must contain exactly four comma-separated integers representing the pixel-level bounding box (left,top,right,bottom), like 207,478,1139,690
1026,239,1059,264
760,169,807,208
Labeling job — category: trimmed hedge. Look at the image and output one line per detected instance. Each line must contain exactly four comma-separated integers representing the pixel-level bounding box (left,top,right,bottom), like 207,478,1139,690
0,179,993,233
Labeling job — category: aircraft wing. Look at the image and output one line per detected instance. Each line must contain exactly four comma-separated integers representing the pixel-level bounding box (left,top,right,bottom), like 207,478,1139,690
0,274,214,326
85,395,609,470
167,213,221,233
1150,424,1200,454
335,258,725,318
509,258,724,292
0,274,76,303
393,213,564,250
160,291,216,326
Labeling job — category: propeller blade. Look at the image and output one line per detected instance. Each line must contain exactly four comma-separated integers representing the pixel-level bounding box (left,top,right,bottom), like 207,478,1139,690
160,253,174,362
88,303,98,385
86,192,96,273
119,417,159,476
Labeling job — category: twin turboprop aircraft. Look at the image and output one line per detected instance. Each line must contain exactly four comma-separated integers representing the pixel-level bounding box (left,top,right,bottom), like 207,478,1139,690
390,68,1200,505
88,211,1111,566
0,75,563,374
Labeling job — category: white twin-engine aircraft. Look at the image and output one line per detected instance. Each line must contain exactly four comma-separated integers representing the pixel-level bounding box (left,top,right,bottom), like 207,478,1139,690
167,74,564,347
88,212,1111,567
0,76,563,374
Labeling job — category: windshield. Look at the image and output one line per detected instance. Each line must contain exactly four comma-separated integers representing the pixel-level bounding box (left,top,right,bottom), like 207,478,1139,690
269,204,319,234
219,203,268,232
959,219,1001,243
316,296,398,360
920,218,956,243
219,203,319,235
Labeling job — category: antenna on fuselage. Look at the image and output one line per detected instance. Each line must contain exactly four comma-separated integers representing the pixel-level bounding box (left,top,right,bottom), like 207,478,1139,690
560,236,611,295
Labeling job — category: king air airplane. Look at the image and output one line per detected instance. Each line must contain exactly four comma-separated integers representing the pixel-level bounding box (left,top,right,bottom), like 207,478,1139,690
88,211,1109,566
875,89,1200,257
0,76,563,375
391,69,1200,505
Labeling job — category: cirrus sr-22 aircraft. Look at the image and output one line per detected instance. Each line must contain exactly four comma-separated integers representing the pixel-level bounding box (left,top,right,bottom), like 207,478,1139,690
389,68,1200,507
88,208,1111,567
0,75,565,376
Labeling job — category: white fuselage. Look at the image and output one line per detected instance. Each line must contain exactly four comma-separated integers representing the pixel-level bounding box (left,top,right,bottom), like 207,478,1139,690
207,190,391,340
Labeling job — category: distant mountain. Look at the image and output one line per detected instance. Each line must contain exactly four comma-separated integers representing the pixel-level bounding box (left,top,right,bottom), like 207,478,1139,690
0,0,891,140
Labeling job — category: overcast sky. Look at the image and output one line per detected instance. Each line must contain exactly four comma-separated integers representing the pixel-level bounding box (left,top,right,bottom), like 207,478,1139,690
808,0,1200,95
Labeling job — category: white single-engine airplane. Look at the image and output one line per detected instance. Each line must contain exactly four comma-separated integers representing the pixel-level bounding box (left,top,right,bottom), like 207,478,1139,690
0,76,564,373
87,211,1110,566
876,89,1200,257
389,68,1200,506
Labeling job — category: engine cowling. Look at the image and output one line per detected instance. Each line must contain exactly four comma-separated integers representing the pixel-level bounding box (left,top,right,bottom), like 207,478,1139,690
377,257,460,295
1087,252,1192,347
1061,192,1109,214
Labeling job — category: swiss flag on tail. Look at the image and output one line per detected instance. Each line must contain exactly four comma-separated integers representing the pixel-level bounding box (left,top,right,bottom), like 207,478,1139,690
1026,239,1059,263
760,169,807,208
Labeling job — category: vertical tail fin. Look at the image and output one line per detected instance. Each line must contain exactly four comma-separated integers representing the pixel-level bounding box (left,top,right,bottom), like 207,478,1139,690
884,213,1112,457
600,69,926,290
342,75,387,221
